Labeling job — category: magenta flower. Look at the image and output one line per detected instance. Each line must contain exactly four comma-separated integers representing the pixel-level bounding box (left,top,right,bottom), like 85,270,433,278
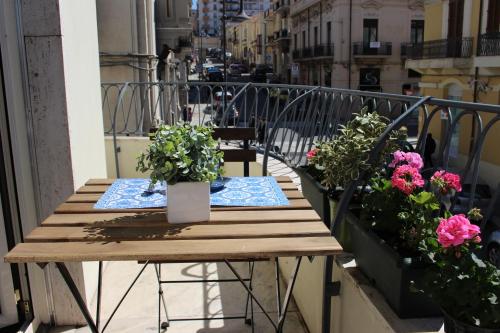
436,214,481,248
431,170,462,194
388,150,424,170
306,148,318,160
391,164,425,195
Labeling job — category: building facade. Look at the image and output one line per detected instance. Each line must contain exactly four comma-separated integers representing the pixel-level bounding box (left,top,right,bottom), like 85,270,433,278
197,0,271,36
290,0,425,93
268,0,292,82
406,0,500,180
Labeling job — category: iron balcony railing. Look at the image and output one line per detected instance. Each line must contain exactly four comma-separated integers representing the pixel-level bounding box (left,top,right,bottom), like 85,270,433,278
292,44,333,59
353,42,392,56
178,37,192,48
406,37,473,59
401,42,423,59
274,0,290,11
478,32,500,57
313,44,334,57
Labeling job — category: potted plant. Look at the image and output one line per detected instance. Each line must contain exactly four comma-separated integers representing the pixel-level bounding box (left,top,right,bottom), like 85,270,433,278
298,110,404,250
137,123,223,223
419,210,500,332
349,150,458,317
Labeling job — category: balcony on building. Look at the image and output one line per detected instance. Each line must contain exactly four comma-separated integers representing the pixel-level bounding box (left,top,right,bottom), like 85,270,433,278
178,36,192,49
400,42,423,60
352,41,392,60
264,9,274,21
405,37,474,73
474,32,500,71
313,44,334,58
273,0,290,15
292,44,333,60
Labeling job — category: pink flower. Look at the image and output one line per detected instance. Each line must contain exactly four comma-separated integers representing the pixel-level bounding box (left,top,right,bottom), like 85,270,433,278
431,170,462,194
307,148,318,160
388,150,424,170
391,164,425,195
436,214,481,248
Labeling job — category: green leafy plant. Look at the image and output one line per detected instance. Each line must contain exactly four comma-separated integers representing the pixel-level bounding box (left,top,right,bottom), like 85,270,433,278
307,108,405,190
136,123,224,185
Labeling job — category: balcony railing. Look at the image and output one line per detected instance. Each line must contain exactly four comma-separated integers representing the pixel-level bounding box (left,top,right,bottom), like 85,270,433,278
274,29,290,40
401,42,423,59
313,44,334,57
478,32,500,57
274,0,290,12
292,44,334,59
352,42,392,56
178,37,192,48
406,37,473,59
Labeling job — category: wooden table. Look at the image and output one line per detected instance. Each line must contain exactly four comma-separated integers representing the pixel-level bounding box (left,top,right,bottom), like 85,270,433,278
4,176,342,333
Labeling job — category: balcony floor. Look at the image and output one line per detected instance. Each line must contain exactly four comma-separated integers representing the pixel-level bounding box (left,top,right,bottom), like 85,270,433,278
49,260,307,333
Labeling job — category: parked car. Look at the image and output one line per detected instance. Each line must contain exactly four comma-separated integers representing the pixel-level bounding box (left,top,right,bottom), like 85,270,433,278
251,64,273,82
204,67,223,82
228,63,249,75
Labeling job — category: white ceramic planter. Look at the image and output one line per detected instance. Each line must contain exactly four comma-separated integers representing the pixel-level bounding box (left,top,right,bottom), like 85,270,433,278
167,181,210,223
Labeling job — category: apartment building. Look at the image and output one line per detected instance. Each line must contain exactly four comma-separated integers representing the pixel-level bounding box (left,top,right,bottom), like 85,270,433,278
290,0,425,93
406,0,500,180
197,0,271,36
267,0,292,81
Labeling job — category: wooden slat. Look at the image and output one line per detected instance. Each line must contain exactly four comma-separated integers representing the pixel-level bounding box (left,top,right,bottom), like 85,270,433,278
212,127,255,141
26,222,329,243
77,181,297,194
4,236,342,263
42,209,320,227
221,149,256,162
67,189,303,203
55,199,310,214
85,176,294,186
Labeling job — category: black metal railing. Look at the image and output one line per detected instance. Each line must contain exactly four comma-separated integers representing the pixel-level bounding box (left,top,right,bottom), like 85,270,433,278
274,0,290,11
178,37,192,48
478,32,500,56
313,44,334,57
352,42,392,56
292,49,301,59
406,37,473,59
401,42,423,59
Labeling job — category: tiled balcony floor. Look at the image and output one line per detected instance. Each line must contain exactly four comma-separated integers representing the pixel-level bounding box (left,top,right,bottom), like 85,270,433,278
50,260,308,333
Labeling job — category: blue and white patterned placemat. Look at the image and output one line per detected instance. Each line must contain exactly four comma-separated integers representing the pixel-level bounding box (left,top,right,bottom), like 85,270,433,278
94,177,290,209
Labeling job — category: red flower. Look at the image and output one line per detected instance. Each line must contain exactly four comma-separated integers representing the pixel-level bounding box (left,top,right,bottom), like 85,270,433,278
306,148,318,160
391,165,425,195
431,170,462,194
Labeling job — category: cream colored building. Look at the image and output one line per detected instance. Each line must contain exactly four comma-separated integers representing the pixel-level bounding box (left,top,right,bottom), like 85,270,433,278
291,0,425,93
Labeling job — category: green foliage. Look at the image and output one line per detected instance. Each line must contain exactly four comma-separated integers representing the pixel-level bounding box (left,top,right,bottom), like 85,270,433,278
420,240,500,329
308,108,406,190
136,123,224,185
362,178,440,255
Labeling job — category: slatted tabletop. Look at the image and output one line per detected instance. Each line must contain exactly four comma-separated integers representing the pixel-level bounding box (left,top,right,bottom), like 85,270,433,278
4,177,342,263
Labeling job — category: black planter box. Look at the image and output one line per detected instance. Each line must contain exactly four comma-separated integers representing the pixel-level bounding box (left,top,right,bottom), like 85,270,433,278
443,311,500,333
296,166,330,227
348,217,441,318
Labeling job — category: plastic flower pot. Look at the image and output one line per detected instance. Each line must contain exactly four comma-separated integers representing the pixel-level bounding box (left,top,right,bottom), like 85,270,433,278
296,166,330,226
443,310,500,333
167,182,210,223
347,217,441,318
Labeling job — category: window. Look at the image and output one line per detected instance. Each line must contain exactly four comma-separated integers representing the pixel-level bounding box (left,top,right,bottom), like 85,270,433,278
363,19,378,43
408,69,421,78
486,0,500,33
314,27,318,46
448,0,464,39
294,33,298,50
327,21,332,45
302,30,306,48
410,20,424,44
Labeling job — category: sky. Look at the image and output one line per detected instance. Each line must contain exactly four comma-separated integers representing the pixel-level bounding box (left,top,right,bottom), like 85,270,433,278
192,0,197,9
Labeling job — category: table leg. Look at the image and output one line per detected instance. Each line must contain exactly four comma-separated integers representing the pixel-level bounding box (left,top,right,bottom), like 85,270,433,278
225,257,303,333
55,262,98,333
276,257,302,332
96,261,103,331
321,256,341,333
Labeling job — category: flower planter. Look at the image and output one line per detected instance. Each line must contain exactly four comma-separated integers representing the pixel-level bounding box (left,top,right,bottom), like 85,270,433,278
296,167,330,226
443,311,500,333
167,182,210,223
347,217,441,318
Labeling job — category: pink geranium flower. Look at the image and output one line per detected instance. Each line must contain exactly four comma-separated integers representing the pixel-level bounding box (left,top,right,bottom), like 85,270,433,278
306,148,318,160
388,150,424,170
431,170,462,194
391,164,425,195
436,214,481,248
